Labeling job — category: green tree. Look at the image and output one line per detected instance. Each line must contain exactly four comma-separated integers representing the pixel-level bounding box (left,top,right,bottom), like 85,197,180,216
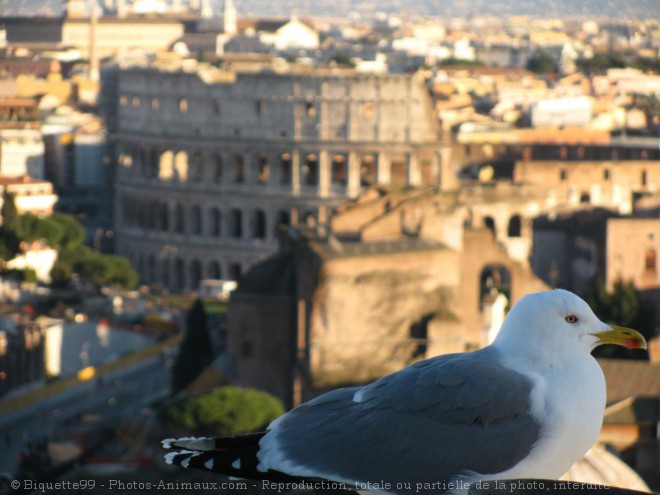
576,52,627,74
49,213,86,249
159,386,284,436
585,278,655,359
171,299,213,393
18,213,65,247
0,191,21,262
525,50,559,74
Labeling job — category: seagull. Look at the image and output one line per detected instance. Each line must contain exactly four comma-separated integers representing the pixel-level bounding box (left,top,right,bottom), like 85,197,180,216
162,289,647,493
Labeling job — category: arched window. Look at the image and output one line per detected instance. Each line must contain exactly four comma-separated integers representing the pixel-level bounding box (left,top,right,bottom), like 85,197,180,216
190,259,202,289
645,248,657,276
209,208,222,237
484,216,496,236
331,155,347,186
191,205,202,235
252,209,266,239
257,154,269,184
304,154,318,186
507,215,521,238
229,209,242,238
175,204,185,233
214,154,223,183
208,261,222,280
174,150,188,182
280,153,292,184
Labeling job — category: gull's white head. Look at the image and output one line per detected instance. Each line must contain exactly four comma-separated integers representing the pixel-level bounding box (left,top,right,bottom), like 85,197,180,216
493,289,647,358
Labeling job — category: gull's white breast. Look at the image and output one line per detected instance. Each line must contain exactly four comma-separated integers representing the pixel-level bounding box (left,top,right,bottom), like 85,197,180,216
492,353,607,481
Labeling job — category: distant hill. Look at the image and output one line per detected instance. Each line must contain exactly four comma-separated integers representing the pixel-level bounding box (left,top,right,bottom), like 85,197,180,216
1,0,659,20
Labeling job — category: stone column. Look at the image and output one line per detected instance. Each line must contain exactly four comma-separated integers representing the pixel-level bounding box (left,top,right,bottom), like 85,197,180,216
407,152,421,186
347,151,361,198
377,151,390,185
318,149,330,197
439,148,458,191
292,149,301,194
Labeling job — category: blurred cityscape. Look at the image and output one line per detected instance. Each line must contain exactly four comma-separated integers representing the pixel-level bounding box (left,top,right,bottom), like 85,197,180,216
0,0,659,492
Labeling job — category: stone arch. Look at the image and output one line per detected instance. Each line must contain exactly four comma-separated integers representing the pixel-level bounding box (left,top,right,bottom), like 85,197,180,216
190,259,202,290
160,203,170,231
252,209,266,239
174,150,188,182
193,152,204,181
257,153,269,184
148,199,159,230
174,203,185,233
208,261,222,280
174,258,185,292
191,204,202,235
277,209,290,227
233,154,245,183
214,153,224,183
331,154,347,185
280,152,292,184
228,262,242,281
149,148,159,177
360,155,377,186
484,216,496,236
479,264,512,310
645,248,657,275
507,215,522,238
229,209,243,238
159,150,174,180
209,207,222,237
304,153,318,186
390,155,407,186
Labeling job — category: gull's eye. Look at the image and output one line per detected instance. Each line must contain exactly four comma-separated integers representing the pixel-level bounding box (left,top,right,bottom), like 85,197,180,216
565,315,578,324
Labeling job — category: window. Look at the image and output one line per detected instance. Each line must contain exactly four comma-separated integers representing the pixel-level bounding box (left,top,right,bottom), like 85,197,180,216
132,96,140,108
214,154,223,183
256,99,266,116
560,168,567,182
213,99,222,115
233,155,244,183
507,215,521,238
119,95,128,106
603,168,610,181
209,208,221,237
257,155,269,184
179,98,188,113
305,101,316,118
229,209,242,238
645,248,657,276
642,170,648,186
252,210,266,239
151,97,159,111
280,153,292,184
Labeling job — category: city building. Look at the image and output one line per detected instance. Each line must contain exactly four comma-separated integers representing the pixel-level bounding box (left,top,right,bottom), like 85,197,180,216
227,185,552,406
114,60,448,290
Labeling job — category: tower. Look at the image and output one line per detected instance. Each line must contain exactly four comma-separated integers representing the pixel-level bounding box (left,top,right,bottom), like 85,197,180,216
200,0,213,18
223,0,237,35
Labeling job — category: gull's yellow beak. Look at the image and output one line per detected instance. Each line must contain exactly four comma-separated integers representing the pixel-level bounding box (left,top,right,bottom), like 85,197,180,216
593,325,648,350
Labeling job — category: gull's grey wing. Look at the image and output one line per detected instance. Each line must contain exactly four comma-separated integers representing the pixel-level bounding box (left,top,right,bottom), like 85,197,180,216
257,348,541,493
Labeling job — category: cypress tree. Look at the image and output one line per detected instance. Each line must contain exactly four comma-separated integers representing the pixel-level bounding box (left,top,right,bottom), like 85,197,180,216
172,298,213,393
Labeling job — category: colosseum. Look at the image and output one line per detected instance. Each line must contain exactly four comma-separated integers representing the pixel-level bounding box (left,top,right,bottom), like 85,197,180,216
114,61,448,291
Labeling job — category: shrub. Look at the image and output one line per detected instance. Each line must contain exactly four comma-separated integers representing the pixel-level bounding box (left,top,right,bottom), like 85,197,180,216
159,386,285,436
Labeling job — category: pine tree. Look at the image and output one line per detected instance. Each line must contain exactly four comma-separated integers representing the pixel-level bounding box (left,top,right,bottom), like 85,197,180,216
171,299,213,393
